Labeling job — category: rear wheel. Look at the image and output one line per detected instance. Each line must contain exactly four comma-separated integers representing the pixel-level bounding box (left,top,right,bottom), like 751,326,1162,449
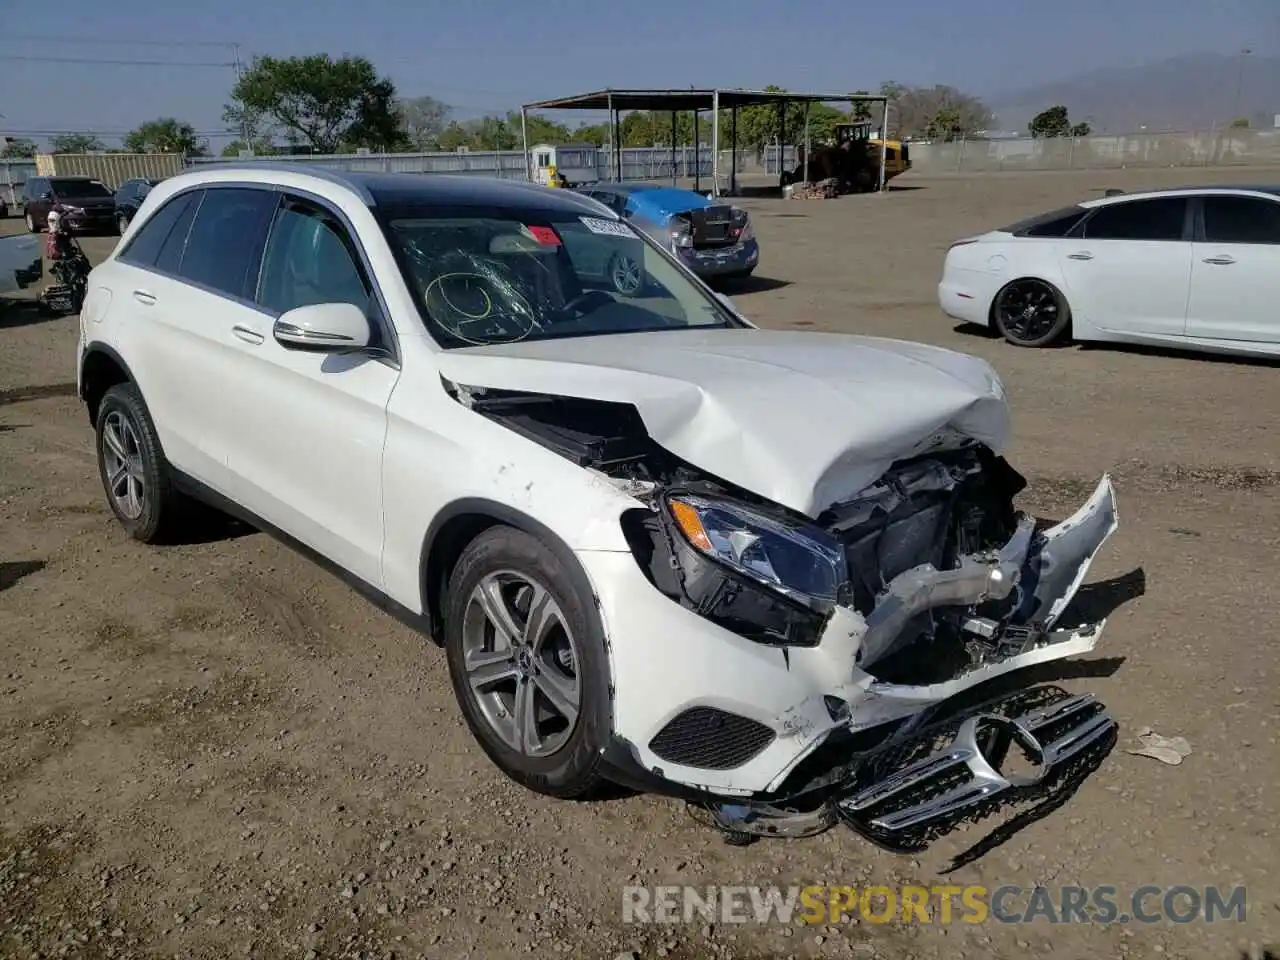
607,253,644,296
993,278,1071,347
443,526,610,799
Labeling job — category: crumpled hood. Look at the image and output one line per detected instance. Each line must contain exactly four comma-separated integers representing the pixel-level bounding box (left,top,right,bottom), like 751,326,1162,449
436,329,1011,517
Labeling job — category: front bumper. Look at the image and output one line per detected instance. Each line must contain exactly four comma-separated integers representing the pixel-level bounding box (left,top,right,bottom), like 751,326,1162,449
64,209,116,233
678,237,760,278
586,474,1120,804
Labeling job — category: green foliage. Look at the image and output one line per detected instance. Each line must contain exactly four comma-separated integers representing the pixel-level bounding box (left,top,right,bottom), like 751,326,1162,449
1,138,37,159
1029,105,1078,138
124,117,204,155
225,54,409,153
49,133,106,154
1229,117,1250,129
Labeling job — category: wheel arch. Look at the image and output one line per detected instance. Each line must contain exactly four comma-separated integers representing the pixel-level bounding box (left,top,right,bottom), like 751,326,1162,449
80,342,138,426
419,498,611,657
988,274,1074,338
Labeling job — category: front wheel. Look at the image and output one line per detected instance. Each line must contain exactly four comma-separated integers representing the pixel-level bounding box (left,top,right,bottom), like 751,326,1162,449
992,278,1071,347
95,383,185,543
116,212,129,235
443,526,611,799
25,212,39,233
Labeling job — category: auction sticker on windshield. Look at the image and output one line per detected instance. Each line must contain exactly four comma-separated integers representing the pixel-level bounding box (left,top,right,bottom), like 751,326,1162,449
580,216,635,238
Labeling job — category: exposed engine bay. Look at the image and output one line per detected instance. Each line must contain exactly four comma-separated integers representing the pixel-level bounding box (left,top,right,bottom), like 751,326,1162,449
451,383,1094,687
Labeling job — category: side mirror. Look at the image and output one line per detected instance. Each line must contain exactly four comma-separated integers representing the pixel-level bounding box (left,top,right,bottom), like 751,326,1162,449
272,302,371,353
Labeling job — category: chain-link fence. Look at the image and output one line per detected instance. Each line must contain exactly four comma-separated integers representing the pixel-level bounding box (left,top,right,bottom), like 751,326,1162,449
908,129,1280,174
190,145,799,183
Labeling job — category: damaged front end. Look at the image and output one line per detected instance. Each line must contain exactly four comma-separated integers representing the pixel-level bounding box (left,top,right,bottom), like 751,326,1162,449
450,381,1121,850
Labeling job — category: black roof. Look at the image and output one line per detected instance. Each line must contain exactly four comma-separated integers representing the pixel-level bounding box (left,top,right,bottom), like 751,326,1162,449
196,163,609,215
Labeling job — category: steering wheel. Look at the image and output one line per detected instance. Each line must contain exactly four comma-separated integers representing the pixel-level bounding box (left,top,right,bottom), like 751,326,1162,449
557,289,615,319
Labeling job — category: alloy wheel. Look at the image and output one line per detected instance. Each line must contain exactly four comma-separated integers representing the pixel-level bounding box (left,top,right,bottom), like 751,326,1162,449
610,255,643,296
995,279,1061,344
460,570,581,758
101,411,147,520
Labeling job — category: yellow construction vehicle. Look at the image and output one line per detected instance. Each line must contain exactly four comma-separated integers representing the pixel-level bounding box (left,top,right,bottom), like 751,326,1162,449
834,121,911,184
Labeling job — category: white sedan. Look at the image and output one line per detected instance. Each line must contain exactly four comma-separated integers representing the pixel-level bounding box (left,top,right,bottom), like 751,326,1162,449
939,186,1280,357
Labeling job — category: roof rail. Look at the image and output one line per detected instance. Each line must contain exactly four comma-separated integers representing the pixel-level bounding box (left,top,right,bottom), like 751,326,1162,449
184,160,376,204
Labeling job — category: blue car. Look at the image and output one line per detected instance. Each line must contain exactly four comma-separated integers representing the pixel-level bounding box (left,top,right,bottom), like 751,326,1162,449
574,183,759,290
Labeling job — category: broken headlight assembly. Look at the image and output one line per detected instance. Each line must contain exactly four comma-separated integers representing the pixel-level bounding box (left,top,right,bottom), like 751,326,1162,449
626,493,846,648
667,494,845,603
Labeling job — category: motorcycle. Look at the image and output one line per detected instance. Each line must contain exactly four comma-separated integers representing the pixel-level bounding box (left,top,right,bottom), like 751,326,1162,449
37,212,91,316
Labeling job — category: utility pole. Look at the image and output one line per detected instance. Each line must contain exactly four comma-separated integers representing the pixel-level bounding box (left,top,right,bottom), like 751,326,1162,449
1234,47,1252,122
231,42,249,149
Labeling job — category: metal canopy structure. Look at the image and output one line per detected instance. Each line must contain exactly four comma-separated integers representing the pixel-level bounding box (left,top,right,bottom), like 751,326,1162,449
519,88,890,196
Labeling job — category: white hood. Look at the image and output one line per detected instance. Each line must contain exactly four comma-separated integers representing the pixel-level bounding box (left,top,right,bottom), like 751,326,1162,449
436,329,1012,517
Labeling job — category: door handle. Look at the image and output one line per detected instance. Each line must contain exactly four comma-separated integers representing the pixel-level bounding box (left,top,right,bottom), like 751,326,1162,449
231,324,264,345
1066,251,1094,261
132,289,156,305
1202,255,1235,265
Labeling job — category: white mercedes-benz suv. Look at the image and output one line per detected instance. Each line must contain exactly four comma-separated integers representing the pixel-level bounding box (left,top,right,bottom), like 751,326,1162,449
77,163,1122,848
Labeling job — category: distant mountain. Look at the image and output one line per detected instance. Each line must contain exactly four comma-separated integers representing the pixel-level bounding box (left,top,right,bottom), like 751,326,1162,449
988,53,1280,135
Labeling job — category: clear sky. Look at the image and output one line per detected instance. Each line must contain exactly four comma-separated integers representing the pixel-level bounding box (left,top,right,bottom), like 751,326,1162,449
3,0,1277,148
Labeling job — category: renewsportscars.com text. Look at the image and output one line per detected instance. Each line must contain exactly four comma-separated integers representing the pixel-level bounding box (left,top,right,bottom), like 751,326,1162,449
622,884,1248,926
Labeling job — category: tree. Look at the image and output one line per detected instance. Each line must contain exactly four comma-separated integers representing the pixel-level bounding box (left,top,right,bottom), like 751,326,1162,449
1028,105,1089,138
1,137,37,158
883,84,992,140
49,133,106,154
225,54,409,154
124,117,204,155
397,95,450,151
1230,117,1250,129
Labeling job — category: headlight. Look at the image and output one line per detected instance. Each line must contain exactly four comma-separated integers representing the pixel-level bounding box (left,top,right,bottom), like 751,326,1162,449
666,494,846,604
670,217,693,249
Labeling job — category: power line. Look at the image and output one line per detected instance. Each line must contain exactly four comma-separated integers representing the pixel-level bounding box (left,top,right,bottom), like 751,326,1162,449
4,34,237,47
0,54,234,67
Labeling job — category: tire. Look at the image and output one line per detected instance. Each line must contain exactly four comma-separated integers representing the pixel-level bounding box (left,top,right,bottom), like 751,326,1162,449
607,252,644,297
116,212,129,235
992,278,1071,347
443,526,610,799
95,383,184,544
26,211,40,233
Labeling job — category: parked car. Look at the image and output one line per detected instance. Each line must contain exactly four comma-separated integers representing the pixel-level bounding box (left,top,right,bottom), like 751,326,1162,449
0,233,42,295
573,182,759,287
77,165,1120,848
939,185,1280,357
113,178,164,234
22,176,117,234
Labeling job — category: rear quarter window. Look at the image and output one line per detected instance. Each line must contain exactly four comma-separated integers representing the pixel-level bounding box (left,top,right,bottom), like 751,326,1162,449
1000,205,1089,238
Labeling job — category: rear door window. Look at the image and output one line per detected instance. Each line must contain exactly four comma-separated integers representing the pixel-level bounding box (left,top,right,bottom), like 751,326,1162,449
1081,198,1188,241
176,187,278,300
118,191,200,268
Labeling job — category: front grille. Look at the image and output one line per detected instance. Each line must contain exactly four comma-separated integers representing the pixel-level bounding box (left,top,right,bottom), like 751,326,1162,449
649,707,776,770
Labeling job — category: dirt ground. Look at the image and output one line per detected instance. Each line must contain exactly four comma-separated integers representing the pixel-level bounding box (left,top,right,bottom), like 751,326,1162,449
2,167,1278,960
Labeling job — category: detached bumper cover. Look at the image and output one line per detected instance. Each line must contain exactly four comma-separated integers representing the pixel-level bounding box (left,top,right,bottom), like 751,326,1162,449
710,684,1117,849
678,238,759,277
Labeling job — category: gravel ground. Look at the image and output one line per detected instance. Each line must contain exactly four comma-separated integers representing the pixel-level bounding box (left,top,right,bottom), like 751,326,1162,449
1,167,1278,960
